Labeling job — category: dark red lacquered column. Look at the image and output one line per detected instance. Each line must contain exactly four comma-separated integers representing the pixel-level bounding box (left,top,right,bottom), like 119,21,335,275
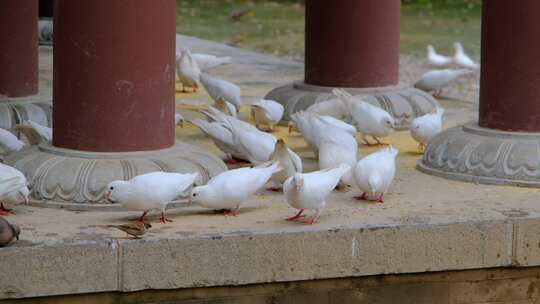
0,0,38,97
52,0,175,152
304,0,400,87
478,1,540,132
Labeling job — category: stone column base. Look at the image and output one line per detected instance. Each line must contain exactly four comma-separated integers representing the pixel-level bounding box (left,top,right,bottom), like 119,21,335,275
418,123,540,187
4,142,227,210
0,95,52,131
265,81,439,130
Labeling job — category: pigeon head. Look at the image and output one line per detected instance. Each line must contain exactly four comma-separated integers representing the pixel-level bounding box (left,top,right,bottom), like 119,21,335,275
382,116,396,130
454,42,463,52
427,45,435,53
106,180,130,204
275,138,287,151
190,185,214,205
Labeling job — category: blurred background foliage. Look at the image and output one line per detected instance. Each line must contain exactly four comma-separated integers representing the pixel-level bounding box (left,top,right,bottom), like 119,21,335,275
176,0,481,61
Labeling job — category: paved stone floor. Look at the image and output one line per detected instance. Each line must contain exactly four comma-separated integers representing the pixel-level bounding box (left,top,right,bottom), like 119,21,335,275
0,35,532,301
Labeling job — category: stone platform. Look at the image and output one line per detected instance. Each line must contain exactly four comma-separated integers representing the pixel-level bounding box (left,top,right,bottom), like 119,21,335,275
2,36,534,304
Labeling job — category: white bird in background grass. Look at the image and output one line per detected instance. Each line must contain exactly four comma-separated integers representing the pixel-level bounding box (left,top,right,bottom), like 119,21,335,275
353,146,398,203
200,73,242,112
426,45,453,68
453,42,479,70
414,69,473,97
333,89,395,146
190,162,282,215
268,139,302,191
0,163,30,216
250,99,284,132
284,164,350,225
107,172,199,224
176,48,201,93
410,107,445,150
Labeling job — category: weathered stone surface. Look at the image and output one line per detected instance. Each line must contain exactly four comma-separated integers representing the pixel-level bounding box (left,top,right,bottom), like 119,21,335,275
419,123,540,188
265,81,439,130
0,241,118,300
514,218,540,267
4,142,227,208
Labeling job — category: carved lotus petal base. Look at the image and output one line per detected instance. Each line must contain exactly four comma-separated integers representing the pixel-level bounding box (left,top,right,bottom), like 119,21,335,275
264,81,439,130
4,142,227,210
0,96,52,131
418,123,540,187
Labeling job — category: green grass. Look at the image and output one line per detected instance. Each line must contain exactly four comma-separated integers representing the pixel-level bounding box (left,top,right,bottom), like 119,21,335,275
176,0,481,61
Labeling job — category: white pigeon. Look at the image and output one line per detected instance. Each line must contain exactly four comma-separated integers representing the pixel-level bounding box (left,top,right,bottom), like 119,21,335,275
410,107,445,150
305,98,347,119
176,48,201,92
190,162,282,215
215,99,237,117
175,113,185,127
426,45,453,68
268,139,302,190
225,114,277,164
289,111,320,154
250,99,284,132
284,164,350,224
353,146,398,203
0,128,25,155
333,89,395,146
414,69,473,96
313,116,357,191
107,171,199,224
0,163,30,216
453,42,479,70
190,117,245,162
200,73,242,111
318,115,356,135
191,53,232,71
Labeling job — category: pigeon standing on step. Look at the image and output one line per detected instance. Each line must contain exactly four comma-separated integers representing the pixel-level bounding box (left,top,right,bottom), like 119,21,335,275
410,108,445,150
426,45,453,68
200,73,242,112
0,217,20,247
106,172,199,224
353,146,398,203
268,139,302,190
175,113,185,127
333,89,395,146
176,48,201,93
284,164,350,225
414,69,473,96
313,115,357,191
190,162,282,215
453,42,479,70
0,163,30,216
250,99,284,132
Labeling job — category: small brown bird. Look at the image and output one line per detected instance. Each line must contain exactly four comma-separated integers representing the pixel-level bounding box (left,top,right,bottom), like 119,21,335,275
107,222,151,239
0,217,20,247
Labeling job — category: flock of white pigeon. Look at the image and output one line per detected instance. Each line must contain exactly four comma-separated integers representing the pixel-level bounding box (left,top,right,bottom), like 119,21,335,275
0,42,478,228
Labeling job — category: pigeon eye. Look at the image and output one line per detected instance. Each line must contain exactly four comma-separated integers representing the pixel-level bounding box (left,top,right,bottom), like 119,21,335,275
109,186,114,190
193,193,197,197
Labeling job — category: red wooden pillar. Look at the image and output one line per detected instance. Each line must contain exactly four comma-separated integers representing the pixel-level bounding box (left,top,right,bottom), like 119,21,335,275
478,1,540,132
305,0,400,87
0,0,38,98
5,0,226,206
265,0,437,129
420,1,540,187
52,0,175,152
